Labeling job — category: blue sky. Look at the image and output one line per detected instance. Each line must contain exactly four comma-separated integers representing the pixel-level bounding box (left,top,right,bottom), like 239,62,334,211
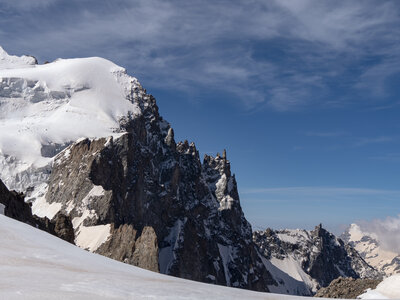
1,0,399,233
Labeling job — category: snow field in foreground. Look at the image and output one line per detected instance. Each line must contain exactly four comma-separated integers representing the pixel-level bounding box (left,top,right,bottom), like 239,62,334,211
0,214,313,300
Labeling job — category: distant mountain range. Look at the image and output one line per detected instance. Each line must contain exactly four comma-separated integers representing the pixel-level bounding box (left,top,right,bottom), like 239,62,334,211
253,225,380,295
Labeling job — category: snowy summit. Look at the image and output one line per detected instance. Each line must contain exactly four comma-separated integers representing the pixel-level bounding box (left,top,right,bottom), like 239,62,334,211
0,46,142,191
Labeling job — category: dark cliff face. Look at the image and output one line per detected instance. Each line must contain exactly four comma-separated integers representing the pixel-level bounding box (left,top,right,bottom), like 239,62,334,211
0,179,74,244
0,179,34,225
253,225,380,294
44,88,274,292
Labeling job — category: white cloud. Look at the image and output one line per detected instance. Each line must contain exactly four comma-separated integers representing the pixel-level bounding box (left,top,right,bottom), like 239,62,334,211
359,215,400,253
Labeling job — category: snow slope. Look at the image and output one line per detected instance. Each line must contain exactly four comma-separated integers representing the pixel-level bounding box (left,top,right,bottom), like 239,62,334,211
0,214,318,300
342,224,400,276
0,46,141,191
359,275,400,299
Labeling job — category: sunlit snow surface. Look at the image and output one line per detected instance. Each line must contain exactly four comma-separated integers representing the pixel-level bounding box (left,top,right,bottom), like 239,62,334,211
0,46,141,191
359,275,400,299
0,215,314,300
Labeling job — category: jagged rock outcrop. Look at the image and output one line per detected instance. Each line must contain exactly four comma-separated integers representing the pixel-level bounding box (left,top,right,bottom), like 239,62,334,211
38,86,275,292
53,213,75,244
132,226,159,272
314,277,381,299
253,224,381,295
0,179,36,225
97,224,159,272
0,179,74,244
96,223,138,264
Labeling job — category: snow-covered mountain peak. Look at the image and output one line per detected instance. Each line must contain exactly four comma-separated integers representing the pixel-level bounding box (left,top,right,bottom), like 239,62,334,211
0,47,145,191
0,46,37,69
342,224,400,277
347,224,365,241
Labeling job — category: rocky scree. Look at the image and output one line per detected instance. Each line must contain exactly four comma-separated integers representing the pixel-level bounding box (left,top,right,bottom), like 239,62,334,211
314,277,381,299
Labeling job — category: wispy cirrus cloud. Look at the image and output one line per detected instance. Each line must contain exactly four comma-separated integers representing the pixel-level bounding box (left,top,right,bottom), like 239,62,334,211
370,153,400,163
305,131,348,137
242,186,400,198
0,0,399,110
352,136,396,147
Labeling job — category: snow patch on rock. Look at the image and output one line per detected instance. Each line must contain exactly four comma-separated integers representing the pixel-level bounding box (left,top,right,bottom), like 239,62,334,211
75,224,111,252
31,183,61,220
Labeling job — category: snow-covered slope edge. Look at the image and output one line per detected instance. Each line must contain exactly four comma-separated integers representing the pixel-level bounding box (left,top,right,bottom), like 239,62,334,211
359,275,400,299
0,214,309,300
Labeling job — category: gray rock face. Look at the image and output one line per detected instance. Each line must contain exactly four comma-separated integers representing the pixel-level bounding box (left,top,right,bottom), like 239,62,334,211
253,225,380,295
53,213,75,244
43,89,274,292
314,277,381,299
96,223,137,264
133,226,159,272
